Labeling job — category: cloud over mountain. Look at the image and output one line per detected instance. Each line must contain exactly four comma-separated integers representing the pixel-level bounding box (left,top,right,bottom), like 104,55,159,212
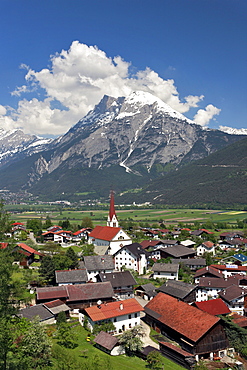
1,41,220,136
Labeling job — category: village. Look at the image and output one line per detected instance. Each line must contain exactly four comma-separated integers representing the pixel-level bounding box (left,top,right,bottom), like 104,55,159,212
1,193,247,370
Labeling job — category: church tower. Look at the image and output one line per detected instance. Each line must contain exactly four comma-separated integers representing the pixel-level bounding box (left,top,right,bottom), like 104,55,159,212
107,191,119,228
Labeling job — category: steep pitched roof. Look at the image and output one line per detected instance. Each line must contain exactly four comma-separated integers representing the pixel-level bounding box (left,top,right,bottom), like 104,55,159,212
89,225,121,241
55,269,88,284
17,243,43,256
193,298,231,316
194,266,222,279
158,280,196,299
109,190,117,222
84,255,114,271
140,240,162,249
145,292,219,343
85,298,144,322
219,285,247,302
201,241,215,249
98,271,137,287
94,331,119,351
115,243,149,258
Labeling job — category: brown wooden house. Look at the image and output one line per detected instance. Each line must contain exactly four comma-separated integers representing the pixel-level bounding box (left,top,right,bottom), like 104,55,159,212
144,292,229,361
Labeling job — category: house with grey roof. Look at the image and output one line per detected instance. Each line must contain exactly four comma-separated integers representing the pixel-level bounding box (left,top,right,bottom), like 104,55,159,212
97,270,137,299
151,245,196,260
83,255,115,282
94,331,125,355
135,283,157,301
219,285,247,316
152,263,179,280
55,269,88,285
18,299,70,324
114,243,149,275
158,280,197,303
172,258,206,271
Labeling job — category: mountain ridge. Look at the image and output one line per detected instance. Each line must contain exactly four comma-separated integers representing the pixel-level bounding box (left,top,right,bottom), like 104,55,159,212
0,91,246,205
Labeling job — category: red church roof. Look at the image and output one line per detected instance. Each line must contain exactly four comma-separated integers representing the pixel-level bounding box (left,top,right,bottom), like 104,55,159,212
89,225,121,241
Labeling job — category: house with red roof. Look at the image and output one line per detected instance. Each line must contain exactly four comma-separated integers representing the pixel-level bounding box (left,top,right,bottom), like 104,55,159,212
194,266,223,284
42,231,64,244
72,227,92,241
36,281,114,313
190,229,214,238
88,225,132,255
144,292,229,360
210,264,247,278
196,241,215,256
42,229,73,244
13,243,43,266
193,298,231,316
83,298,144,334
11,222,26,231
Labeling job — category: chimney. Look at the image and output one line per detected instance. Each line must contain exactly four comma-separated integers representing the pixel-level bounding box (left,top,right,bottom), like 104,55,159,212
119,303,123,310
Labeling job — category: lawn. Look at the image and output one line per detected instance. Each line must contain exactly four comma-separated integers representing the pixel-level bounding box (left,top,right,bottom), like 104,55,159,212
50,324,185,370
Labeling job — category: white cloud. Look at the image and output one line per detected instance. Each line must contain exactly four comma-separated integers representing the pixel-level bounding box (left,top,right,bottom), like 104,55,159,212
1,41,218,136
0,105,6,116
193,104,221,127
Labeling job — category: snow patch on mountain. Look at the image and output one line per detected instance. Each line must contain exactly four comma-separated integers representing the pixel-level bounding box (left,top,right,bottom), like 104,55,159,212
219,126,247,136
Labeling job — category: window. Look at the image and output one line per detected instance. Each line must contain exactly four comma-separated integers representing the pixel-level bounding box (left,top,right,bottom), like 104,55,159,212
134,313,137,318
114,318,117,322
128,314,131,319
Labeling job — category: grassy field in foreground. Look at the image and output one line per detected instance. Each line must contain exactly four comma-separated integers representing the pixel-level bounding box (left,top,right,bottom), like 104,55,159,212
9,208,247,227
50,324,184,370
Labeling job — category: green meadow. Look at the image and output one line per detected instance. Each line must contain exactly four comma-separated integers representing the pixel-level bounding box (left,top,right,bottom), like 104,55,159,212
8,206,247,228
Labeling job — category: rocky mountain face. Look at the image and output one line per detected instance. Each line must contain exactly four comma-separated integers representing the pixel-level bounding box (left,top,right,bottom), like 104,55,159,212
0,91,245,201
30,91,244,175
0,128,52,169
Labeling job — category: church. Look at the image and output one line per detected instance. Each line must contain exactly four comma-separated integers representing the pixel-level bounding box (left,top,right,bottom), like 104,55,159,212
87,191,132,255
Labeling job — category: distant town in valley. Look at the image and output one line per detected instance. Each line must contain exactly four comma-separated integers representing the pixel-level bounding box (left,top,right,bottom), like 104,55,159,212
0,191,247,369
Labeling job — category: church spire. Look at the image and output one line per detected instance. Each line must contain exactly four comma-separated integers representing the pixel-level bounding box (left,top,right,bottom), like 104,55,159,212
107,190,118,227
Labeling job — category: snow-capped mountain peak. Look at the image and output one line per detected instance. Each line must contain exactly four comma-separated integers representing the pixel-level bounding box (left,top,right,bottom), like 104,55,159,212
219,126,247,136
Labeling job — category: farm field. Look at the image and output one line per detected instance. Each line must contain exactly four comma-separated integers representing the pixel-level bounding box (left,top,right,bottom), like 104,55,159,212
7,206,247,227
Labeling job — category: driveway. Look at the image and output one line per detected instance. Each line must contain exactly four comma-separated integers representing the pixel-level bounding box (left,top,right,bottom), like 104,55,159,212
141,319,159,349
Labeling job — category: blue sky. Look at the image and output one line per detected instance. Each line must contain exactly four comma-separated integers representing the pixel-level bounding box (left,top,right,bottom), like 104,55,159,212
0,0,246,137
